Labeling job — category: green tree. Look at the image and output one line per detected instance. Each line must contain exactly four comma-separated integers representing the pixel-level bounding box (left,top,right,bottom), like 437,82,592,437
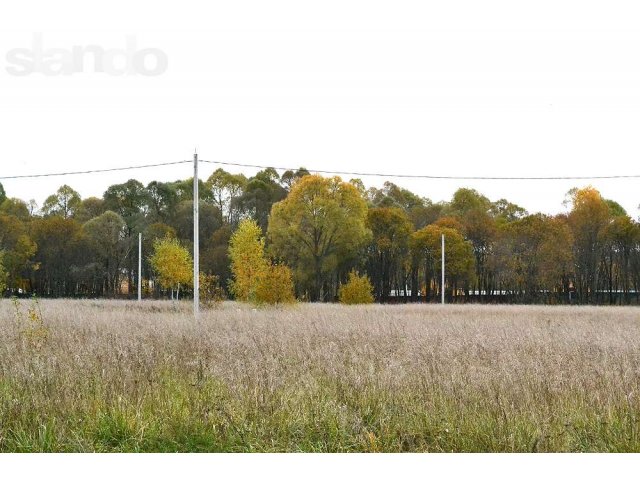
41,185,81,219
83,211,129,296
0,183,6,205
32,216,86,296
235,169,287,231
268,175,369,301
206,168,247,225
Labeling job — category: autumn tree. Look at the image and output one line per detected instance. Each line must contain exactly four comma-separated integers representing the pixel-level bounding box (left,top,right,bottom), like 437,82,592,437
338,271,374,305
254,264,296,305
366,207,413,301
229,219,295,304
150,237,193,300
0,212,37,292
566,187,611,303
268,175,369,301
447,188,497,297
410,224,475,301
491,214,573,302
228,219,268,301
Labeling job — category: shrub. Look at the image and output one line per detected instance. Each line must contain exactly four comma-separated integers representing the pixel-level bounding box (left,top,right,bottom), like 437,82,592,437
338,271,374,305
254,264,296,306
199,273,226,309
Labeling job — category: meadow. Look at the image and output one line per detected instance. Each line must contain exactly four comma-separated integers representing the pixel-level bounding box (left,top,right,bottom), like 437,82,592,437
0,299,639,452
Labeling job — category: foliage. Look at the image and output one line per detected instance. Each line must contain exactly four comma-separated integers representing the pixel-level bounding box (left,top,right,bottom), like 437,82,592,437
198,273,226,309
268,175,369,301
3,170,640,304
338,271,374,304
13,297,49,350
254,264,296,306
41,185,81,219
0,250,7,292
411,225,475,300
228,219,268,302
150,237,193,295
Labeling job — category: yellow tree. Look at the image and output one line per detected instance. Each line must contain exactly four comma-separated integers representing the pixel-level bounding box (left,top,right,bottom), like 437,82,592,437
229,219,295,305
338,271,374,305
150,237,193,300
268,175,369,301
228,219,268,302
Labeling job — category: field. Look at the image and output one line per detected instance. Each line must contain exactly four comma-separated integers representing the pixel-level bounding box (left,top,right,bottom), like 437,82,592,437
1,299,639,452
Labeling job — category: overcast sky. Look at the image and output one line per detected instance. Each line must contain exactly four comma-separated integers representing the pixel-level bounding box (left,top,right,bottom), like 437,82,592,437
1,1,639,217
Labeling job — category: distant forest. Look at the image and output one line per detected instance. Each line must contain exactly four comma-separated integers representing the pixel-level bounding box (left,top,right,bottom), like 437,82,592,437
1,168,639,304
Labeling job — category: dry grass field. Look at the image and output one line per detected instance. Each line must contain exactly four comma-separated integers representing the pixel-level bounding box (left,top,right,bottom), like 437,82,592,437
1,299,639,452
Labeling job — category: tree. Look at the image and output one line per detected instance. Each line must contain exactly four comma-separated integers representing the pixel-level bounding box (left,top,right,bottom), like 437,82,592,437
206,169,247,225
491,214,573,302
0,213,37,292
228,219,268,302
41,185,81,218
268,175,369,301
366,207,413,301
235,169,287,231
280,168,310,189
150,237,193,299
146,181,178,223
0,183,6,205
83,211,129,296
0,250,8,293
448,188,497,297
410,224,475,301
201,225,233,293
74,197,105,223
254,264,296,305
0,198,30,221
338,271,374,304
32,216,86,296
566,187,611,303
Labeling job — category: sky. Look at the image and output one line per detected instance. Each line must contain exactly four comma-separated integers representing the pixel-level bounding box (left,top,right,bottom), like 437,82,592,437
1,0,639,217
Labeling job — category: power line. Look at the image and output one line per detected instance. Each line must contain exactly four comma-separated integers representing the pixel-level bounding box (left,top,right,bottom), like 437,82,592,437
0,158,638,182
0,160,191,180
199,160,640,181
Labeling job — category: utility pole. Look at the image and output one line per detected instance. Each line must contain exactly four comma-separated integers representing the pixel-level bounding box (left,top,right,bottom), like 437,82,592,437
441,233,445,305
193,150,200,318
138,232,142,302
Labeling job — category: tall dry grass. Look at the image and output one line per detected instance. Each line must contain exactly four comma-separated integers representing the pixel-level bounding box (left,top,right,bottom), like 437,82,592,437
0,299,639,452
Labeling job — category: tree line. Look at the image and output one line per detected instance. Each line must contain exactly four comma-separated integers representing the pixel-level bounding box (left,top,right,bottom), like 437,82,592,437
1,169,639,304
